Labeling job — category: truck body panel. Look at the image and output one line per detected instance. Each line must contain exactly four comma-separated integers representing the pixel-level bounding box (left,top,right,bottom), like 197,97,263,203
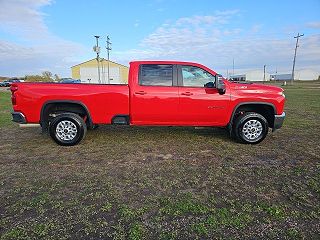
11,60,285,133
12,83,129,124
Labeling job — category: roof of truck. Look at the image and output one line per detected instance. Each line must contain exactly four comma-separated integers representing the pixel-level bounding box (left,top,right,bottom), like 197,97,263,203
129,60,217,75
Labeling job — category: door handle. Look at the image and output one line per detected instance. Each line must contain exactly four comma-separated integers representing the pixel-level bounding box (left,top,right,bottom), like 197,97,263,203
181,92,193,96
135,91,147,95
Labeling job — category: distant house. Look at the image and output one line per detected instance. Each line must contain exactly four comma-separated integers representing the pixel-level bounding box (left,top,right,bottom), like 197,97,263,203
71,58,129,84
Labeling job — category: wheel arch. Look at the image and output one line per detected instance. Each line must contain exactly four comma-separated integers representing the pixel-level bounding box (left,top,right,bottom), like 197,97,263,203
230,102,276,128
40,100,93,130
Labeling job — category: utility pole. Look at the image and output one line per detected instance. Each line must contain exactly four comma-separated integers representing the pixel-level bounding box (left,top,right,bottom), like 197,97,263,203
291,33,304,85
101,58,105,84
232,58,235,75
93,36,101,84
106,35,112,84
263,64,266,82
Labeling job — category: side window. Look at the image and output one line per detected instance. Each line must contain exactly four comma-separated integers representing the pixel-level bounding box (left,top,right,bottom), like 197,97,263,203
139,64,173,86
181,66,216,87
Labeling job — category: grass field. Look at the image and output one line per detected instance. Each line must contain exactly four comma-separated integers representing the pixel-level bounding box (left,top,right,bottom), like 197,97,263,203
0,82,319,239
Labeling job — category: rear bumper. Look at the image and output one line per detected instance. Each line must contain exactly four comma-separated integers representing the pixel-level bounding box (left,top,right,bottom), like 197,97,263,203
12,112,26,124
273,112,285,131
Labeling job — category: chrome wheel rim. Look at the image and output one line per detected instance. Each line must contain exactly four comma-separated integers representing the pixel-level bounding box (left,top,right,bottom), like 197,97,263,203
56,120,77,141
242,119,263,141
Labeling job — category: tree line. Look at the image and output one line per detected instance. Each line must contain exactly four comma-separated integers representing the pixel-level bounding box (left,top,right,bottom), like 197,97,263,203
24,71,60,82
5,71,61,82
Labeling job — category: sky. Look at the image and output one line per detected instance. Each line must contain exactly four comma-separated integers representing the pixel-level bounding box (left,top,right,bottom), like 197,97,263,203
0,0,319,77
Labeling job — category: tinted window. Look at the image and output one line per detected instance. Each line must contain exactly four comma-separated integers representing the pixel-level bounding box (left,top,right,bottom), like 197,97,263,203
140,64,173,86
181,66,216,87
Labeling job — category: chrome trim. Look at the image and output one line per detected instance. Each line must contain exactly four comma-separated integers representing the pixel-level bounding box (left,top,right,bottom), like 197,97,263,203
242,119,263,140
55,120,78,141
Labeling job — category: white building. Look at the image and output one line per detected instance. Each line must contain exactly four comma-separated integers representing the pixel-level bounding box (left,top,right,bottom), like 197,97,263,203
231,68,319,82
295,69,319,81
230,70,270,82
270,69,319,81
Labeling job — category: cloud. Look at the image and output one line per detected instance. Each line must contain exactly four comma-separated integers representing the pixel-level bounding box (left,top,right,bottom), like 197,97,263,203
306,21,320,29
115,12,320,75
0,0,51,40
250,24,263,33
115,10,240,59
0,0,86,76
0,39,85,76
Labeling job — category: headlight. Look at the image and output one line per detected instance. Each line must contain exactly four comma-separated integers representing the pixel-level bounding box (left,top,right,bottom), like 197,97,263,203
280,92,285,98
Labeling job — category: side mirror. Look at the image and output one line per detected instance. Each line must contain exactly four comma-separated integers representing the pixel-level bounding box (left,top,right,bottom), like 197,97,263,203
204,81,215,88
217,81,226,95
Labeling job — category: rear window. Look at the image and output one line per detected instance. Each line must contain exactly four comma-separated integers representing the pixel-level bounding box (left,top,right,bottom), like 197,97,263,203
139,64,173,86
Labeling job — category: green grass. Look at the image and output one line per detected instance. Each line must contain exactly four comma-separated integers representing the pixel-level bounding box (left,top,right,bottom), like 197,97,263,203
0,91,14,128
0,82,320,239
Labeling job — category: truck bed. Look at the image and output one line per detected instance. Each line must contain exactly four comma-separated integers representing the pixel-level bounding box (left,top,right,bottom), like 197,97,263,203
12,82,129,124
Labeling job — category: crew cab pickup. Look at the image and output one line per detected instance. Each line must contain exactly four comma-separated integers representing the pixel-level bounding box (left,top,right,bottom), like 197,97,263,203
10,61,285,146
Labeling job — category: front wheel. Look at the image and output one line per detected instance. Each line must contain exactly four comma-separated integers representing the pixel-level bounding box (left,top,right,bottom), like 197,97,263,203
49,113,87,146
233,112,268,144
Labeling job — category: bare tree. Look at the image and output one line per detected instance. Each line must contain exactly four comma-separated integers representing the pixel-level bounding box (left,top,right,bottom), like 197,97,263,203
54,74,60,82
42,71,53,81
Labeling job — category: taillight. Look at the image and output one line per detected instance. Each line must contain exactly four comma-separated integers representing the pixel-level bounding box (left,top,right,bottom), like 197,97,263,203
10,84,18,105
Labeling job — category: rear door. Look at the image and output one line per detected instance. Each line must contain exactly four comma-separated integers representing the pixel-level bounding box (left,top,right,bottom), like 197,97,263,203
130,64,180,125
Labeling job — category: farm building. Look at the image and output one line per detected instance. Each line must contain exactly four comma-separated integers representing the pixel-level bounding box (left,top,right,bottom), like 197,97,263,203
230,70,270,82
71,58,129,84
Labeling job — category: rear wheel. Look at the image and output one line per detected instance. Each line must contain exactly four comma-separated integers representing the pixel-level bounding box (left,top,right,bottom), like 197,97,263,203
233,112,268,144
49,113,87,146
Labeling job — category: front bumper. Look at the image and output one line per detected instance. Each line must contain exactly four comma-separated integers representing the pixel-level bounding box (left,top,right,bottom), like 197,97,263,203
273,112,285,131
12,112,26,124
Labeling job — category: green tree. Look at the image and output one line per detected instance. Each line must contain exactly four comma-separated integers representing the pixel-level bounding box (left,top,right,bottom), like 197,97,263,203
25,75,46,82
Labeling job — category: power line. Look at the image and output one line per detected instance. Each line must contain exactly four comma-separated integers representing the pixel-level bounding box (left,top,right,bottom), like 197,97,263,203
291,33,304,84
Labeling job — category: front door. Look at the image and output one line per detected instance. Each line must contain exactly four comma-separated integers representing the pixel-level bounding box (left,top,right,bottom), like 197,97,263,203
178,65,230,126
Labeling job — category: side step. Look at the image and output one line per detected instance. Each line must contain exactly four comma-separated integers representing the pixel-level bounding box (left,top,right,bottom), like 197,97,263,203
111,115,129,125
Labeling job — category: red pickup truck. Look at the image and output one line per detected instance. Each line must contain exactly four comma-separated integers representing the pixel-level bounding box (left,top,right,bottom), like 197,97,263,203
10,61,285,146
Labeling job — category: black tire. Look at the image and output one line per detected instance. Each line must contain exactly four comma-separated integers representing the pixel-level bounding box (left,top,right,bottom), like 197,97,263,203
233,112,268,144
49,113,87,146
